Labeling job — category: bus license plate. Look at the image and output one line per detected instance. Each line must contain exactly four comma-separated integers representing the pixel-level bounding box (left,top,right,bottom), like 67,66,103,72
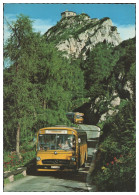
51,166,60,169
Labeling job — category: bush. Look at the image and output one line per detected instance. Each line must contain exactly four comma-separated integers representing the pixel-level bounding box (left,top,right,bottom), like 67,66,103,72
111,26,117,31
4,145,36,172
92,101,136,192
4,152,24,172
94,153,135,191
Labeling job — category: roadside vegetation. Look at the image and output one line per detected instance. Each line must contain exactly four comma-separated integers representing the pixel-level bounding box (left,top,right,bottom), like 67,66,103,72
80,38,135,191
4,141,36,172
4,14,85,158
92,101,135,191
4,14,135,191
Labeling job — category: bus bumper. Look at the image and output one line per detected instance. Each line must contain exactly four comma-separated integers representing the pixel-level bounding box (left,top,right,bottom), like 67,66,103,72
36,164,77,172
37,168,75,172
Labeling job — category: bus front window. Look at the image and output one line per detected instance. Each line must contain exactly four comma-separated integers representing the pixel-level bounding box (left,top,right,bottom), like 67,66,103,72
37,134,76,151
76,114,83,119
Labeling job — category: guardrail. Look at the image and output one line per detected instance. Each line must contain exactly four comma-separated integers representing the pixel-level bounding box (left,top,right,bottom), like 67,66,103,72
4,167,27,182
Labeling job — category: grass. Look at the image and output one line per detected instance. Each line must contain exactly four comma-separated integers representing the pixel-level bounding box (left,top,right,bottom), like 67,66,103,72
4,178,10,185
4,173,25,185
15,173,25,181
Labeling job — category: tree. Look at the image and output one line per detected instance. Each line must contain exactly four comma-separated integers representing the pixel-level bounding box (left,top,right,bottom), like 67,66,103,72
29,42,85,127
4,15,41,157
113,37,136,100
84,42,118,98
87,38,136,191
4,14,85,154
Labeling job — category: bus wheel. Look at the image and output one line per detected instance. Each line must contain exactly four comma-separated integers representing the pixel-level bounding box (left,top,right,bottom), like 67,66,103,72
73,167,78,174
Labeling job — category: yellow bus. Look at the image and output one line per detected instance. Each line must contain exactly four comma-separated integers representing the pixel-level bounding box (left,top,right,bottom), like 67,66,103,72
36,126,87,172
74,112,84,124
66,112,84,124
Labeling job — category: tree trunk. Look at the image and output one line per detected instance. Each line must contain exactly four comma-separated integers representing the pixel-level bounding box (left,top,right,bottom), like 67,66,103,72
16,123,22,159
43,99,46,109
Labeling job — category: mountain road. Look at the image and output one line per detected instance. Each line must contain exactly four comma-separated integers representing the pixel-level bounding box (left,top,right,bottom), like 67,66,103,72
4,124,100,192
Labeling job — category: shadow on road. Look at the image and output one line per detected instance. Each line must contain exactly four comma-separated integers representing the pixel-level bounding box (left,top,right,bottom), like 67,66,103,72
26,158,89,184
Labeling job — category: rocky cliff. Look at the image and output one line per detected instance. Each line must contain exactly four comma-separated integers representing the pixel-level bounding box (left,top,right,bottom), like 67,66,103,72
44,12,135,125
44,13,122,58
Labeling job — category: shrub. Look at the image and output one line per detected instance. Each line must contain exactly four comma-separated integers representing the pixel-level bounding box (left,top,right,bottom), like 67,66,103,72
93,101,136,192
4,145,36,172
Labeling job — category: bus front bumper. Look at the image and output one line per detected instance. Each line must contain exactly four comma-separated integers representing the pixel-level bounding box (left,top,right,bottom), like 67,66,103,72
36,163,76,172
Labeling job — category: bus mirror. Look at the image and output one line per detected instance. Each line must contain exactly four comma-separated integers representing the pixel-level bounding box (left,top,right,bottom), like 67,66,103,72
78,138,81,143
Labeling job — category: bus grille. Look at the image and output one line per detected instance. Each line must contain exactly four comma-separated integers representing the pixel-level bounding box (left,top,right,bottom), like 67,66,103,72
42,159,70,165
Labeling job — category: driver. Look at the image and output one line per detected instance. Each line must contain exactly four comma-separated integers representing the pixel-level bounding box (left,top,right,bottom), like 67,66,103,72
59,140,70,150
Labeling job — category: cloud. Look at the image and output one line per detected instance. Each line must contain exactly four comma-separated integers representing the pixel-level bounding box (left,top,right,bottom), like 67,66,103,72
4,23,11,43
4,14,55,43
32,18,54,35
4,14,16,42
4,14,135,43
113,22,135,41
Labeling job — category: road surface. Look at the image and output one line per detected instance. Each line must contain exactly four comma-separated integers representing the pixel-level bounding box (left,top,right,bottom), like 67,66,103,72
4,124,100,192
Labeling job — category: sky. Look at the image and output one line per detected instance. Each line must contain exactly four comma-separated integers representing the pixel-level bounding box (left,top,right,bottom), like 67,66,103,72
3,3,136,42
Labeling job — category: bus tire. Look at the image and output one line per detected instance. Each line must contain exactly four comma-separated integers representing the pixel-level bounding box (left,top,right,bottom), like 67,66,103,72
73,167,78,173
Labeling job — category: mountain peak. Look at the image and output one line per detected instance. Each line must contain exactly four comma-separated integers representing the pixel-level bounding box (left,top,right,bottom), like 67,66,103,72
44,12,122,59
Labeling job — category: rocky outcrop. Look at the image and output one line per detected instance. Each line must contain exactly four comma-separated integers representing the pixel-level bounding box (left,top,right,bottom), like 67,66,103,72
123,81,134,99
98,96,121,123
44,12,131,124
44,14,122,59
91,91,121,123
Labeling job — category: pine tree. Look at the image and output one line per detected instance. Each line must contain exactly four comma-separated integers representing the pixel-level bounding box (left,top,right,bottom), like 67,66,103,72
4,15,41,157
4,14,85,153
84,42,118,98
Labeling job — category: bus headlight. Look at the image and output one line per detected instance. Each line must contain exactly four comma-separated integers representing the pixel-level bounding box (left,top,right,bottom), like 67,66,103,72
71,157,76,162
36,156,41,161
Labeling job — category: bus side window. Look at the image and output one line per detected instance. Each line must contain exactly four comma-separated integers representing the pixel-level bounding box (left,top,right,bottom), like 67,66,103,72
81,136,84,144
78,138,81,144
79,135,86,145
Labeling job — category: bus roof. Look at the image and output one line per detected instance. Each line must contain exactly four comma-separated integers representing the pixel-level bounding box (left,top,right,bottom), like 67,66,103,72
39,126,86,135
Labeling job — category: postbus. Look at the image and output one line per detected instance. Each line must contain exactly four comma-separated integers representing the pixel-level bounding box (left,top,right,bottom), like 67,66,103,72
36,126,87,171
74,112,84,124
66,112,84,124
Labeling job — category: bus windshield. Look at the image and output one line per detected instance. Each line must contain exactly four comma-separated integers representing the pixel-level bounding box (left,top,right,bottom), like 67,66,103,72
37,134,76,151
76,115,83,119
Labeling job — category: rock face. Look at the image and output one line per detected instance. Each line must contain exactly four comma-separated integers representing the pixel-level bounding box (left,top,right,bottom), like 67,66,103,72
98,95,121,123
44,13,122,58
44,12,131,124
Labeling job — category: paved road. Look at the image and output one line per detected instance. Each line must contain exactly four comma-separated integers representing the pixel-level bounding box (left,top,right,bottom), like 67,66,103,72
4,124,100,192
4,169,89,192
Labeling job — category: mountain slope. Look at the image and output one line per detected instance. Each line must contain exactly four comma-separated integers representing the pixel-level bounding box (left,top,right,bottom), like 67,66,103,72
44,13,122,58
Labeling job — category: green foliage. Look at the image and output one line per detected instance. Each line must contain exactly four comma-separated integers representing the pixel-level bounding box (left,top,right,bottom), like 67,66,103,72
80,13,90,17
4,14,85,151
111,26,117,31
72,21,99,39
14,173,25,181
45,14,101,42
4,148,36,172
3,14,136,192
76,37,135,191
83,42,118,98
100,17,110,23
113,38,136,99
93,101,136,191
78,37,135,124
